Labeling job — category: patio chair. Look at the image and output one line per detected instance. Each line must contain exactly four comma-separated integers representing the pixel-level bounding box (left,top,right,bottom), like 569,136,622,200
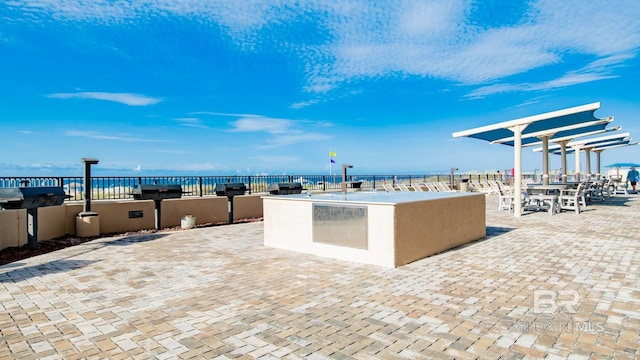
604,178,616,199
498,191,531,213
611,178,629,195
479,180,499,195
382,183,396,192
435,182,456,192
397,183,411,191
424,182,440,192
469,180,484,192
411,183,424,192
558,182,587,214
497,180,514,193
585,180,606,202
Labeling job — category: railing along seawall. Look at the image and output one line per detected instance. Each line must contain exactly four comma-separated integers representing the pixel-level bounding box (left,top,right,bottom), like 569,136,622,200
0,173,519,201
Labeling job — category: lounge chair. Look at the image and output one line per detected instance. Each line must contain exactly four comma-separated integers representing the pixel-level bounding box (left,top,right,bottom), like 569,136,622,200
411,183,424,192
435,182,456,192
423,182,439,192
382,183,396,192
397,183,411,191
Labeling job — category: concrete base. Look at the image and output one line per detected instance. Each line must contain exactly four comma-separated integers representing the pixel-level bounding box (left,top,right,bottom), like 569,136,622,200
263,192,486,268
76,212,100,237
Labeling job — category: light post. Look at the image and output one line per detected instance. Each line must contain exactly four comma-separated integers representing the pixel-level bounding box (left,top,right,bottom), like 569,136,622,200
76,158,100,237
341,164,353,193
450,167,458,189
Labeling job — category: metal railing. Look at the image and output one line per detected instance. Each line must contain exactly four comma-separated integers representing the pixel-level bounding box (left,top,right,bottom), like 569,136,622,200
1,173,524,201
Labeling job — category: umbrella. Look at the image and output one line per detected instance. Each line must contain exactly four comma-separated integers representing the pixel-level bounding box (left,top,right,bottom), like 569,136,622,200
605,162,640,179
605,162,640,167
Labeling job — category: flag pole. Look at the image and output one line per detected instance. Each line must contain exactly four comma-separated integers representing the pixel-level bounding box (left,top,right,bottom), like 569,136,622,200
329,149,332,176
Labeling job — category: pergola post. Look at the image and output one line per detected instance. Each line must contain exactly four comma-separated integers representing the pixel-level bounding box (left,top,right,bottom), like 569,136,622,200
574,145,582,182
584,148,592,180
541,135,550,185
509,124,527,217
559,140,568,183
594,150,603,178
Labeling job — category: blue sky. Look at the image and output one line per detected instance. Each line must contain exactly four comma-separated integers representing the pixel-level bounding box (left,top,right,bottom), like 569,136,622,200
1,0,639,176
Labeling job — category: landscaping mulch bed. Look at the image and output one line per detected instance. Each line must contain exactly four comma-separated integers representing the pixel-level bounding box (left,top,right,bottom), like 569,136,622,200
0,218,263,266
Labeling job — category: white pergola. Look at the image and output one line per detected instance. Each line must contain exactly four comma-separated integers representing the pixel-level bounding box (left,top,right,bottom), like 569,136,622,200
452,102,614,217
532,132,633,177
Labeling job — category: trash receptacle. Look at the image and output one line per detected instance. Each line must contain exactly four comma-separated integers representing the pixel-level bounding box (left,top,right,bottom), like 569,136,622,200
459,179,469,192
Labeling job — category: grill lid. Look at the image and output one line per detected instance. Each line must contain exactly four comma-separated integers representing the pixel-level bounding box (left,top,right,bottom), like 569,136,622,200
268,182,303,195
0,187,69,209
132,184,183,200
215,183,247,197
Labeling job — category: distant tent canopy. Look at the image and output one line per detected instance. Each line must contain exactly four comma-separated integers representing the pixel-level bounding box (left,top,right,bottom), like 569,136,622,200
605,162,640,168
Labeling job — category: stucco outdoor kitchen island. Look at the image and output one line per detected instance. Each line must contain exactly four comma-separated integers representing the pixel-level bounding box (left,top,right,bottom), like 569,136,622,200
263,191,486,268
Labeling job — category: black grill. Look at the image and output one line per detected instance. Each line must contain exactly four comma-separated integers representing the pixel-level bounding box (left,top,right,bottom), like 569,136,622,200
0,186,69,249
268,182,303,195
215,183,247,224
0,186,68,209
132,184,183,201
215,183,247,197
131,184,184,230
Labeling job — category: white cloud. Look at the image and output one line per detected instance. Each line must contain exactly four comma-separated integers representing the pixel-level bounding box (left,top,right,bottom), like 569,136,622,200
466,62,619,98
174,117,210,129
65,130,169,142
189,111,260,118
154,149,191,154
47,92,162,106
224,114,332,147
174,162,221,171
228,117,293,135
11,0,640,97
257,132,331,149
290,99,321,109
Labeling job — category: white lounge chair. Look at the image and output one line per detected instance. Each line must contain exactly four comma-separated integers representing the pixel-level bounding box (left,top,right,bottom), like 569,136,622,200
435,182,456,192
397,183,411,191
423,182,439,192
382,183,396,192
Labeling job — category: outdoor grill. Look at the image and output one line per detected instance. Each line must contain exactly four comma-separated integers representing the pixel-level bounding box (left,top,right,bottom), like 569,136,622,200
215,183,247,224
215,183,247,197
0,186,69,249
268,182,303,195
132,184,184,230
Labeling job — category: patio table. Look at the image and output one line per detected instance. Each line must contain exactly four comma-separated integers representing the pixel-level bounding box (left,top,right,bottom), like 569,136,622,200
524,184,568,215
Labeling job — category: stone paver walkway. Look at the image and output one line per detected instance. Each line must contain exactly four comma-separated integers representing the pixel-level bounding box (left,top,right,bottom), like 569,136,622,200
1,194,639,359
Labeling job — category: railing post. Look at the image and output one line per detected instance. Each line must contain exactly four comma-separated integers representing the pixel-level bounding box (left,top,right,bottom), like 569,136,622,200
372,175,376,189
322,175,326,191
199,177,203,197
248,176,252,194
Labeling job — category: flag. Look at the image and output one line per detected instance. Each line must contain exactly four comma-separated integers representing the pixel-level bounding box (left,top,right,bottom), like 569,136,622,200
330,159,335,163
329,151,336,157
